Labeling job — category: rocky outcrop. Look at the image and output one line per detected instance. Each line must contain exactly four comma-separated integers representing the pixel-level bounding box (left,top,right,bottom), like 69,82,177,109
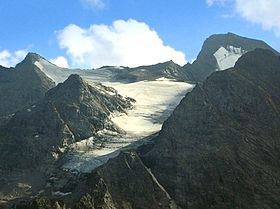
16,151,178,209
183,32,278,82
144,49,280,208
0,74,133,170
84,151,178,209
0,53,55,117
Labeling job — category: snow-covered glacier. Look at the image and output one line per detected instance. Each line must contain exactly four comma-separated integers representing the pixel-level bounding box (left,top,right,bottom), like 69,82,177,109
62,78,194,173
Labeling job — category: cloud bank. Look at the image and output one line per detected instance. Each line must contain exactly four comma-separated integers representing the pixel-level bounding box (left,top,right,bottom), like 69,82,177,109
81,0,105,9
50,56,69,68
56,19,187,68
206,0,226,6
0,49,28,67
207,0,280,36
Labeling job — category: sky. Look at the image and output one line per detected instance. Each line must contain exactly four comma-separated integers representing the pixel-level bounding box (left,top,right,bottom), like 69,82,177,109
0,0,280,69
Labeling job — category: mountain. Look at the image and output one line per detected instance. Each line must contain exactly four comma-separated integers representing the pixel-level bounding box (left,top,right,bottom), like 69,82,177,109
0,74,133,170
0,53,55,118
104,60,189,82
144,48,280,208
183,32,279,82
14,48,280,209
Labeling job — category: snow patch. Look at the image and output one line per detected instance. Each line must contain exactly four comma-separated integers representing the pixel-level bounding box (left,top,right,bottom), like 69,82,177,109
214,46,246,71
52,191,72,197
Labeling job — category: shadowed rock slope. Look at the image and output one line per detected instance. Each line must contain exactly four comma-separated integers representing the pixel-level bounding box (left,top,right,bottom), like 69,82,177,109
183,32,279,82
144,48,280,208
16,151,179,209
0,74,133,170
0,53,55,118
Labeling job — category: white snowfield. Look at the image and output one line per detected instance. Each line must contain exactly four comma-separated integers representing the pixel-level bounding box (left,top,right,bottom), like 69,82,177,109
35,58,194,173
106,79,193,137
214,46,246,71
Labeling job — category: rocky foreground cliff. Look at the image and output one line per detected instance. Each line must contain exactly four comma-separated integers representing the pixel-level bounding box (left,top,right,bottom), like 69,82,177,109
145,48,280,208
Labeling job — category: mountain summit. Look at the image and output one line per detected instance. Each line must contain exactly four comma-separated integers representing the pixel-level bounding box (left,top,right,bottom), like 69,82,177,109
0,53,55,118
183,32,278,82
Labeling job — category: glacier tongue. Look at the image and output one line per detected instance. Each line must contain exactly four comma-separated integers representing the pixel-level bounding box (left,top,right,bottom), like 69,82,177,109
214,46,246,71
62,79,194,173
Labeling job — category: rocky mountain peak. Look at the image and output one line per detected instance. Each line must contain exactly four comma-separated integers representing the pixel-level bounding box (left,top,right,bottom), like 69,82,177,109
64,74,85,87
183,32,278,82
19,52,43,65
0,74,134,169
45,74,88,102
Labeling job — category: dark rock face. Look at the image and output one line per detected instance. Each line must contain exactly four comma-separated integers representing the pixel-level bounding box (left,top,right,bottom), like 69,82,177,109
0,74,133,170
18,151,178,209
85,151,178,209
0,53,55,118
183,32,278,82
144,49,280,208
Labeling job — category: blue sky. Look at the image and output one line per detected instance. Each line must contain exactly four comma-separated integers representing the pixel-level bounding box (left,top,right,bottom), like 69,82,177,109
0,0,279,68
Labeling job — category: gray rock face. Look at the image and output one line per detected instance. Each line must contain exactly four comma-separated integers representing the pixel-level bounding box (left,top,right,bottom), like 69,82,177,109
183,32,278,82
0,53,55,118
144,49,280,208
84,151,178,209
17,151,179,209
0,74,133,170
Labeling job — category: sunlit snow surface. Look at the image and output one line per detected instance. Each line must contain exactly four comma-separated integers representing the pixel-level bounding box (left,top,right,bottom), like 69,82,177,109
62,78,194,173
214,46,246,71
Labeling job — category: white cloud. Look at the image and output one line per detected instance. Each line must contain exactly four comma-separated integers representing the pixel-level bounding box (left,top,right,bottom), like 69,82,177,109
207,0,280,36
56,19,187,68
50,56,69,68
206,0,227,6
0,49,28,67
235,0,280,36
81,0,105,9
